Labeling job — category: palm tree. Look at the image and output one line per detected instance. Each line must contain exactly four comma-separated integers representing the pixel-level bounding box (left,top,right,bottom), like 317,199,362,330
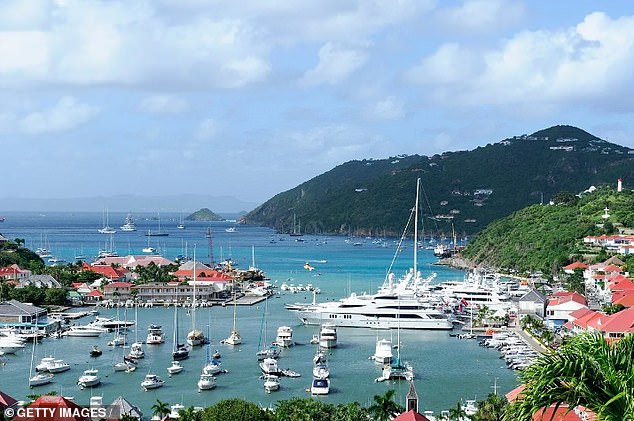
507,331,634,420
178,406,199,421
368,389,405,421
151,399,171,420
447,401,467,420
473,393,507,420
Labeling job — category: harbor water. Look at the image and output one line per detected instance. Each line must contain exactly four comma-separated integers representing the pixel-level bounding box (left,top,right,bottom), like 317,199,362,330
0,212,519,415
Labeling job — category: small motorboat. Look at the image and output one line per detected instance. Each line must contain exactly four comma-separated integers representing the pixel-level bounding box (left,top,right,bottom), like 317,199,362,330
167,361,184,375
280,368,301,378
90,346,102,357
263,374,280,393
311,377,330,395
77,369,101,388
197,373,216,390
141,373,165,391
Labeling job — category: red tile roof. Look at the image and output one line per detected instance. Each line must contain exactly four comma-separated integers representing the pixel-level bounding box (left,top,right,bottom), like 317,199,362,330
612,291,634,307
393,410,431,421
563,262,588,270
533,405,585,421
87,290,104,297
548,291,587,306
600,306,634,333
104,282,134,290
82,264,128,280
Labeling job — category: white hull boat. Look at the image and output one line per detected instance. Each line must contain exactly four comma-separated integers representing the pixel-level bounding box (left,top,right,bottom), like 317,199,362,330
263,374,280,393
197,373,217,390
141,374,165,391
372,338,393,364
77,369,101,388
29,373,54,387
318,323,337,349
311,378,330,395
167,361,184,375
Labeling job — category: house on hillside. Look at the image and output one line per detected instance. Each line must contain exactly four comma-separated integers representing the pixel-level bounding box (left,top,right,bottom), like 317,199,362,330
103,282,134,301
546,291,588,329
20,274,61,288
517,290,547,319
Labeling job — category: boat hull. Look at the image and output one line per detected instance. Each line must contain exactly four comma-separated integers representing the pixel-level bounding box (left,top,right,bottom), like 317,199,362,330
296,310,453,330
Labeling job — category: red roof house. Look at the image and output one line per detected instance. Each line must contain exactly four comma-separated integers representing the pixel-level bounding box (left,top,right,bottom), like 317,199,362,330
81,263,128,281
0,390,17,412
562,262,588,274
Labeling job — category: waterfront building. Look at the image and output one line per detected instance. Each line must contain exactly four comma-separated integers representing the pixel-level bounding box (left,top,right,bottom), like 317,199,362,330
133,282,225,304
104,281,135,301
81,262,129,281
0,299,58,334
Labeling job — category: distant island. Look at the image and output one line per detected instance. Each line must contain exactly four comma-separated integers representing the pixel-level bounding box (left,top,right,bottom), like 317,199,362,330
185,208,225,221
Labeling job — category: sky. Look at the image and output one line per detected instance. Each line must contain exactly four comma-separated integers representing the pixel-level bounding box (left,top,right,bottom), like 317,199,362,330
2,0,634,208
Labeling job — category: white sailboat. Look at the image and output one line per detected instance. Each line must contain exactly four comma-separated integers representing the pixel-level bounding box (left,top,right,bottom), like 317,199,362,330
177,212,185,229
98,208,116,234
128,304,145,359
187,248,206,347
224,290,241,345
29,324,54,388
172,294,190,360
256,296,281,361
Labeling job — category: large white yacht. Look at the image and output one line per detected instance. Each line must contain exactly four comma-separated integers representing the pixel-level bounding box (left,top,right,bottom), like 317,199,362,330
291,178,455,330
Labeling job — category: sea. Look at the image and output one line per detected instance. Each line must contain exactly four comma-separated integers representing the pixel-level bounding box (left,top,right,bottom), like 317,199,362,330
0,211,519,416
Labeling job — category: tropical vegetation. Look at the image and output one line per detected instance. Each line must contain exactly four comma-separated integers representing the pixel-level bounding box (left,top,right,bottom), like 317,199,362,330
507,332,634,421
461,187,634,277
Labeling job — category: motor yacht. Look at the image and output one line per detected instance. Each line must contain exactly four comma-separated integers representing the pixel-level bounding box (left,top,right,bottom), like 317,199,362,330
167,361,184,375
128,342,145,359
77,369,101,388
35,356,56,372
47,359,71,373
372,338,393,364
274,326,294,347
63,326,104,337
263,374,280,393
224,330,241,346
141,373,165,391
259,358,280,375
318,323,337,349
311,378,330,395
146,325,165,344
197,373,217,390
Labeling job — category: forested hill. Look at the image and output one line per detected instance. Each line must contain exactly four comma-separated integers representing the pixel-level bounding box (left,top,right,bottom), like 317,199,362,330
242,125,634,236
461,187,634,276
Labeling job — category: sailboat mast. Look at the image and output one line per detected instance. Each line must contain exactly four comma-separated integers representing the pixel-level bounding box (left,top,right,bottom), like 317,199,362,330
413,178,420,279
192,246,197,331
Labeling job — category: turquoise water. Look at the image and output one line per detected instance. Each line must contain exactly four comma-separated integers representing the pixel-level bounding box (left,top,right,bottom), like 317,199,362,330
0,212,519,415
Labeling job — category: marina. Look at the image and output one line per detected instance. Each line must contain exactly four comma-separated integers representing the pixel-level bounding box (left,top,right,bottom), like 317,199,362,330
0,211,520,415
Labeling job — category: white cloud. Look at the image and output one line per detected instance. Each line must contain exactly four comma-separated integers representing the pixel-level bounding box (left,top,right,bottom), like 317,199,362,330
300,43,367,86
437,0,526,32
139,95,189,114
18,96,99,135
362,97,405,121
405,12,634,110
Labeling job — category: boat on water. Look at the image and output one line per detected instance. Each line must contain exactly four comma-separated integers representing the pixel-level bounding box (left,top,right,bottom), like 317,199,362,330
372,338,393,364
113,356,136,372
259,358,281,375
274,326,294,347
167,361,184,375
37,357,71,373
107,331,127,347
146,325,165,344
120,213,137,232
312,351,330,379
223,291,241,345
63,326,104,337
263,374,280,393
77,368,101,387
141,373,164,391
89,316,135,330
29,333,54,388
90,345,102,357
288,179,455,331
197,373,216,391
128,342,145,359
172,298,190,361
187,252,207,347
318,323,337,349
145,214,168,237
98,209,116,234
202,345,224,375
225,226,237,233
311,377,329,395
256,297,281,361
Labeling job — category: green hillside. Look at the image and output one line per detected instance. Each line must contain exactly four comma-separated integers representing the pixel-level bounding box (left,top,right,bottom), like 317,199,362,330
243,125,634,236
461,187,634,276
186,208,225,221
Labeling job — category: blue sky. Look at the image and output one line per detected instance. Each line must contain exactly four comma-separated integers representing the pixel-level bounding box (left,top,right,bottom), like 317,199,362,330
2,0,634,207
